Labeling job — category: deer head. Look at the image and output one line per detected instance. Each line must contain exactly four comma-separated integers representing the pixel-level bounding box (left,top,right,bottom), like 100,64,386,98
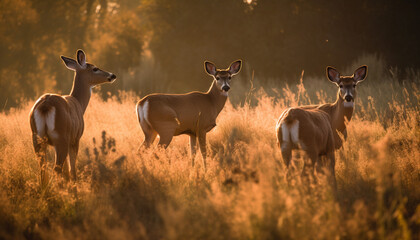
204,60,242,94
327,65,367,108
61,49,116,87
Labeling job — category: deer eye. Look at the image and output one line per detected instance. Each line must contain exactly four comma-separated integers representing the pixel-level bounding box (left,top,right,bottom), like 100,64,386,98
228,76,231,80
353,84,357,88
216,77,220,80
339,84,343,88
93,67,99,72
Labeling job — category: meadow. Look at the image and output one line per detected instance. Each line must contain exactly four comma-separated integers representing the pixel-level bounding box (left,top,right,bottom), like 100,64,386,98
0,63,419,239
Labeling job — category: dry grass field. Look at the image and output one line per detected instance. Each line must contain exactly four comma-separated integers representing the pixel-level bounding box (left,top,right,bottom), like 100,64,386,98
0,71,419,239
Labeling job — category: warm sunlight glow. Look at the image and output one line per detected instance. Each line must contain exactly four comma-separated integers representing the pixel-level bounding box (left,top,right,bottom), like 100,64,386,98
0,1,419,239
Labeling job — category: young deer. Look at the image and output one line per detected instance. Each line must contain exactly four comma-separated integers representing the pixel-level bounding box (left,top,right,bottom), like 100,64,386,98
29,50,116,185
276,66,368,190
136,60,242,171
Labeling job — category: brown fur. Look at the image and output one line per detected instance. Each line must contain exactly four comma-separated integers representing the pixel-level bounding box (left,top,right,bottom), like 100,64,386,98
301,65,368,149
136,60,242,171
276,107,337,190
276,66,368,191
29,50,116,185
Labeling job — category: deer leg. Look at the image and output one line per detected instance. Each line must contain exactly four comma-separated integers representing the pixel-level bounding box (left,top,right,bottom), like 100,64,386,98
301,151,317,184
62,158,70,182
139,120,158,149
198,131,207,171
67,141,79,196
189,134,197,167
69,141,79,182
280,141,294,183
280,141,292,168
157,133,174,148
53,142,69,178
155,121,177,148
143,130,158,148
33,134,48,186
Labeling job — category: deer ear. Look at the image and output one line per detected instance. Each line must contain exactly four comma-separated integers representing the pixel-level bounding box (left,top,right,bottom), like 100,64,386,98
228,60,242,76
76,49,87,69
353,65,367,83
204,61,217,76
61,56,78,71
326,66,340,84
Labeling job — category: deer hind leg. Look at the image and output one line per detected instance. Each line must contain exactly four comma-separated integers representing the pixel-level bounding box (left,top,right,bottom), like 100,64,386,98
280,141,292,168
280,141,294,182
154,121,177,148
301,150,317,184
198,131,207,171
61,158,70,182
32,133,48,186
315,152,337,197
69,141,79,182
157,133,174,148
53,141,69,179
67,141,79,196
139,118,158,149
189,135,197,167
144,130,158,148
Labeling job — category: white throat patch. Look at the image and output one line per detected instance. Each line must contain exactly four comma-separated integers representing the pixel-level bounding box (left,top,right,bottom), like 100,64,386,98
343,102,354,108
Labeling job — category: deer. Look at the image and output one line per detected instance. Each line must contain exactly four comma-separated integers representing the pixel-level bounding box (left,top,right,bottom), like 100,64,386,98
303,65,368,149
29,49,116,185
136,60,242,171
276,65,368,191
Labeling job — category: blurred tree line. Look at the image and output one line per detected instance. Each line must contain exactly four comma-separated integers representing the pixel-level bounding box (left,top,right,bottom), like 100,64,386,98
0,0,419,109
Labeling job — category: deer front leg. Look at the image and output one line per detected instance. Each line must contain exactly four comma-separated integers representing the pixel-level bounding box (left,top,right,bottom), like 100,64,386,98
189,135,197,167
198,131,207,171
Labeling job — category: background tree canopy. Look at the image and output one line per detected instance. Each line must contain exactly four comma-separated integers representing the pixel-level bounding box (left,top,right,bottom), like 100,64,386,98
1,0,419,108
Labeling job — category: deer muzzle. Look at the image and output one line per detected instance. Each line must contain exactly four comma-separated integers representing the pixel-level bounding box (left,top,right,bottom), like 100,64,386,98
108,74,117,82
222,85,230,92
344,95,353,102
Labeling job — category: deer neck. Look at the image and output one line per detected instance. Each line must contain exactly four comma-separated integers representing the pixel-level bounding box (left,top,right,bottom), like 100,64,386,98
207,80,228,115
70,73,92,114
331,90,354,132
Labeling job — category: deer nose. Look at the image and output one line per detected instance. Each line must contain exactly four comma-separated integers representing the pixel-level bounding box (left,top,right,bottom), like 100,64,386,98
222,85,230,92
109,74,117,81
345,95,353,102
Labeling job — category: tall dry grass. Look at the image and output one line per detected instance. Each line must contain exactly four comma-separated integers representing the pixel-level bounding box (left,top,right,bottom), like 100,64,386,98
0,73,419,239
